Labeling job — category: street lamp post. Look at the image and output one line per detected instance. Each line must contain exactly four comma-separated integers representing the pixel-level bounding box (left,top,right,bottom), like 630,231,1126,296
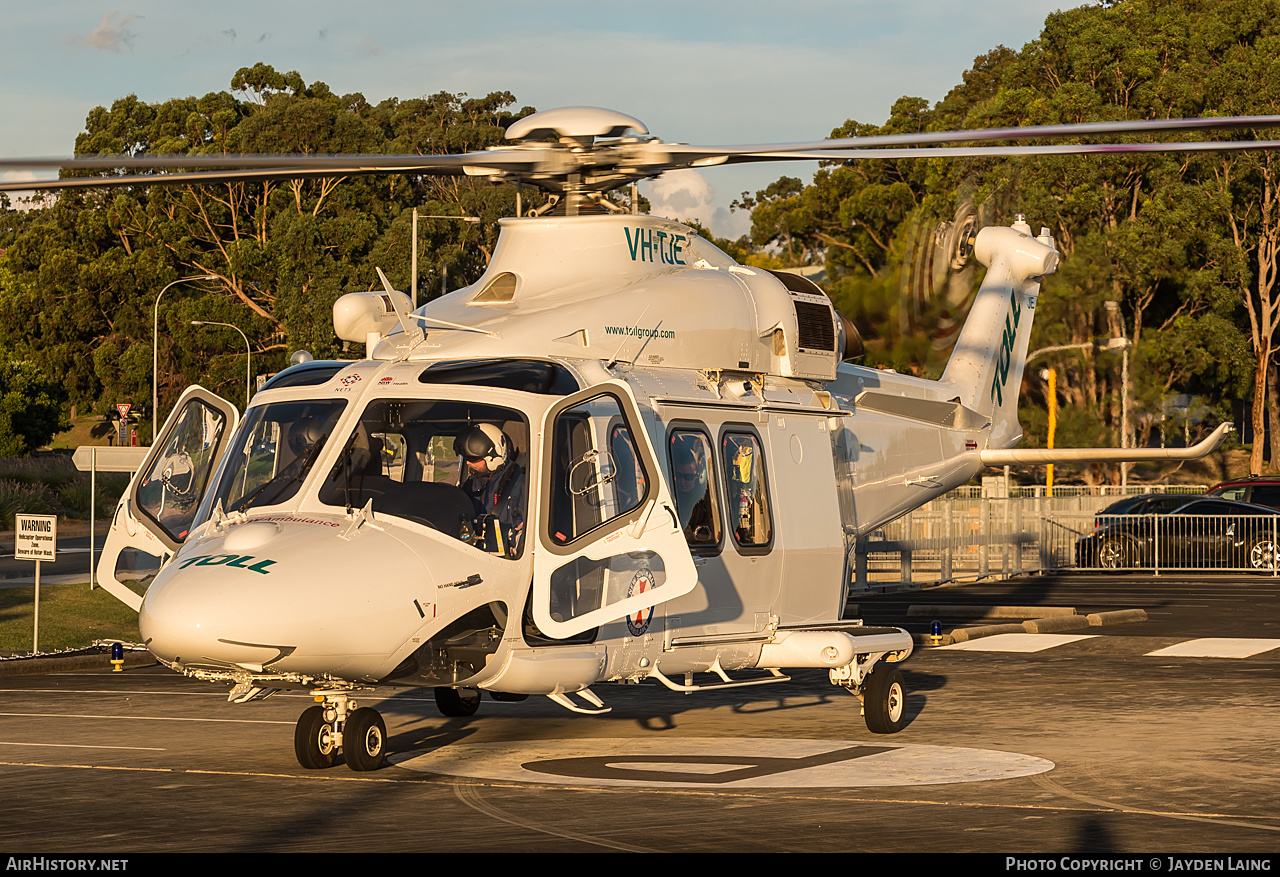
1104,301,1132,488
190,321,251,408
1026,340,1126,495
153,275,218,442
411,210,482,307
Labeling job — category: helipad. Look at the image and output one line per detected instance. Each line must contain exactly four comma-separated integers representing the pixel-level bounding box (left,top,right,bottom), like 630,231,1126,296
392,737,1055,788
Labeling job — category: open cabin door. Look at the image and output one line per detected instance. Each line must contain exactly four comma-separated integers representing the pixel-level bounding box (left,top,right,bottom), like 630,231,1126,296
97,386,239,611
532,380,697,639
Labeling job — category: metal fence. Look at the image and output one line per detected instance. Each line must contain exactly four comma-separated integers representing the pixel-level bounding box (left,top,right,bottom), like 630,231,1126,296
850,485,1277,588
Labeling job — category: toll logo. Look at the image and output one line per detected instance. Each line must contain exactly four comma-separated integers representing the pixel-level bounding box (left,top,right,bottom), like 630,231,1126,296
175,553,277,574
989,289,1023,407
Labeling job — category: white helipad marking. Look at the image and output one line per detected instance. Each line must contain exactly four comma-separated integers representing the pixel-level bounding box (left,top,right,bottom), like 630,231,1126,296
608,762,744,775
0,741,165,751
392,737,1054,788
1145,638,1280,658
939,633,1096,653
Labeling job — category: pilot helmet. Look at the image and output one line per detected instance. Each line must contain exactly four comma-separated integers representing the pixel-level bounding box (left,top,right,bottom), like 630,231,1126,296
454,423,509,472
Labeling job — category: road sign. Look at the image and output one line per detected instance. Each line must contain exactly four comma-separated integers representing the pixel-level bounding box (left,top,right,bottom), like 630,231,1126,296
15,514,56,562
116,403,131,419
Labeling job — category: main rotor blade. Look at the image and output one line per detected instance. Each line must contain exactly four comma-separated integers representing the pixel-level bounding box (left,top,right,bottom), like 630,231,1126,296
680,114,1280,154
0,150,554,193
0,150,543,172
725,138,1280,162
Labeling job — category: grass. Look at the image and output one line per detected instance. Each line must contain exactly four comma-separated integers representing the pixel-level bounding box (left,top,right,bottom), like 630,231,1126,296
0,454,131,530
0,583,140,652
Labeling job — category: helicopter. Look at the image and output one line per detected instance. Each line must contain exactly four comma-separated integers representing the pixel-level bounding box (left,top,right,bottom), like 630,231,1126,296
0,106,1260,771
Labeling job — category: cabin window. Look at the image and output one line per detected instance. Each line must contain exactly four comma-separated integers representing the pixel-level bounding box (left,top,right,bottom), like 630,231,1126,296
318,400,529,558
668,428,722,552
721,431,773,551
548,392,648,546
136,398,230,543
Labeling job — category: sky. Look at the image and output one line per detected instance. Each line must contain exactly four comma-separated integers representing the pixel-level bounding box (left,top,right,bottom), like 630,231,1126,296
0,0,1070,237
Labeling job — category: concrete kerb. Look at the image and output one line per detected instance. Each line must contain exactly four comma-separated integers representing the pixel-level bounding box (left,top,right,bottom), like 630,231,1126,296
907,605,1077,619
1087,608,1149,626
911,605,1150,645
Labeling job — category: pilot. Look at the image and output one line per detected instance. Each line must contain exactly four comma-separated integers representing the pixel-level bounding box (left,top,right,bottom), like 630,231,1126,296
455,423,525,557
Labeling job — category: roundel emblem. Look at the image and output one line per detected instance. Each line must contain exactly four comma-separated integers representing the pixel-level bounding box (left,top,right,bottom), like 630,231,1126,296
626,569,655,636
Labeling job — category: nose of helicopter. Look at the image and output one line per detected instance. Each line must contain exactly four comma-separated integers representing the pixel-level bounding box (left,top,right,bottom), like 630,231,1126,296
137,518,437,674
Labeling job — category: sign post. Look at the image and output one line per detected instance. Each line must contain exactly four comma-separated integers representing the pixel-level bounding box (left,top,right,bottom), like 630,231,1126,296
116,404,131,447
15,514,56,653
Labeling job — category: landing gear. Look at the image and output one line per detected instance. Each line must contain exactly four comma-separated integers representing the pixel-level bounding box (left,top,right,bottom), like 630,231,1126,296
434,686,481,717
293,694,387,772
344,708,387,772
294,705,337,769
862,664,908,734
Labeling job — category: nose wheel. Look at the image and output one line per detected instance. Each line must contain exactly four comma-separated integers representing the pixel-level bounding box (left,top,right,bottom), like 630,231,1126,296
294,694,386,772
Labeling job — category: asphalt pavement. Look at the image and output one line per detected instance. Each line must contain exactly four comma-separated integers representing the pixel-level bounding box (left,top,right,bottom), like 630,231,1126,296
0,571,1276,855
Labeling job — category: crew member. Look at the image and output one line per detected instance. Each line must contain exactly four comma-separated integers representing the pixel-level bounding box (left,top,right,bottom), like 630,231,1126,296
455,423,525,557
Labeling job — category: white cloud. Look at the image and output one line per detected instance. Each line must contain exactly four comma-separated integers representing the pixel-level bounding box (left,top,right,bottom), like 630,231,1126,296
643,169,752,240
644,169,717,228
78,12,139,52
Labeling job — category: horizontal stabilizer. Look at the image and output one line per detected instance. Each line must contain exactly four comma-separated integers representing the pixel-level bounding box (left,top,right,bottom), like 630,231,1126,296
979,423,1232,466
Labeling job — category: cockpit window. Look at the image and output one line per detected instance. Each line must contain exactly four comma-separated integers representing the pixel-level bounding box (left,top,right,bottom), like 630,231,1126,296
258,361,346,391
318,399,529,558
206,400,348,515
418,360,579,395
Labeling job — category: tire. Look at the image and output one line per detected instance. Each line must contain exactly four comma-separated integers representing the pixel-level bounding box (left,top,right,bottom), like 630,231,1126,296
344,707,386,772
1097,537,1129,569
863,665,908,734
434,686,482,717
1249,537,1279,572
294,705,337,770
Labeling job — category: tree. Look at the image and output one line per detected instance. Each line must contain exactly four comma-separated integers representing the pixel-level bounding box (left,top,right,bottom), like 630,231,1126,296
0,66,535,422
0,355,68,456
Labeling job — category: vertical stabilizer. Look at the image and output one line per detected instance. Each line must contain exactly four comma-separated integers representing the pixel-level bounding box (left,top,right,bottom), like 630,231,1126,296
939,218,1059,449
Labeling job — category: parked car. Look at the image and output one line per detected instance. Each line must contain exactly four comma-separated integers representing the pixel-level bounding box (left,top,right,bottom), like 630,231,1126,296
1091,493,1197,529
1207,476,1280,511
1076,497,1280,571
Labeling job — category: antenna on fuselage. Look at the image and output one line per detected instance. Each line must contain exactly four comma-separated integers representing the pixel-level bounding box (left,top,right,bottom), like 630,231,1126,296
375,268,421,343
605,303,651,369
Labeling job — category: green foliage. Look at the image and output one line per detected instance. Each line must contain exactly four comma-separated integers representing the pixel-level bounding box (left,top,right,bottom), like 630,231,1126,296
738,0,1280,474
0,456,130,527
0,65,533,422
0,357,68,456
0,480,59,530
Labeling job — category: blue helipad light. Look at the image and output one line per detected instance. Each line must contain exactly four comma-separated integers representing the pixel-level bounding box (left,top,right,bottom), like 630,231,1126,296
931,620,942,638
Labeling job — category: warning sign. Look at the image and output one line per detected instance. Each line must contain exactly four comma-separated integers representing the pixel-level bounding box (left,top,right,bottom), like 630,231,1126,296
15,514,56,562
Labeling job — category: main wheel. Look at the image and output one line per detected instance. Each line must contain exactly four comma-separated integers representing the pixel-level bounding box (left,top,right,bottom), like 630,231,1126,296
863,665,908,734
344,707,386,772
434,686,482,717
1097,537,1129,569
294,705,337,770
1249,537,1279,572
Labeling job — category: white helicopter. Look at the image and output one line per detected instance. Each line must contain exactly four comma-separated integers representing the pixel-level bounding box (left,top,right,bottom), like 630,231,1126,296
1,107,1263,771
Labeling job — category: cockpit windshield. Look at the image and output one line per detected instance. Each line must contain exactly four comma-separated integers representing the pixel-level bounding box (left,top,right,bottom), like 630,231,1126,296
205,399,348,516
318,399,529,558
